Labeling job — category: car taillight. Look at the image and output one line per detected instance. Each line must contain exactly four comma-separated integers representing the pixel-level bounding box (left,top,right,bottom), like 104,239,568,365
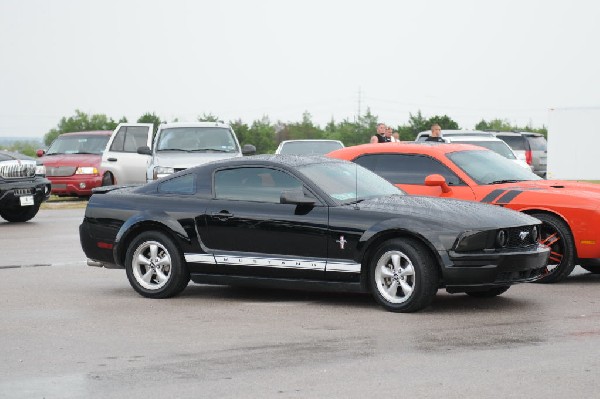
525,150,532,165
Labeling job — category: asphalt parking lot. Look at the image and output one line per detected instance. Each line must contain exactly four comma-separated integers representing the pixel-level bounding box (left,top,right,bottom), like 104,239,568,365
1,207,600,398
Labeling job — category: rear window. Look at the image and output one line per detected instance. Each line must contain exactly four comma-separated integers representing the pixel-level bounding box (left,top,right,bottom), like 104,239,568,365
497,135,526,150
526,136,547,151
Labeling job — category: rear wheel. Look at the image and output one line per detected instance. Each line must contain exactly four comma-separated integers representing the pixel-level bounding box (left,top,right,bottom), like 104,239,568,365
0,202,41,222
369,238,439,313
125,231,190,298
532,213,575,284
466,286,510,298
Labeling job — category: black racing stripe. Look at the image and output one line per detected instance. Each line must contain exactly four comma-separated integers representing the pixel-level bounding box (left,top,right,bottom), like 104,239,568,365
480,189,506,203
495,190,523,205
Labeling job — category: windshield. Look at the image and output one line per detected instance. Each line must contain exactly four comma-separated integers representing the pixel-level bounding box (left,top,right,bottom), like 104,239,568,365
156,127,239,153
46,135,109,155
297,161,403,204
455,140,516,159
279,141,343,155
448,150,541,185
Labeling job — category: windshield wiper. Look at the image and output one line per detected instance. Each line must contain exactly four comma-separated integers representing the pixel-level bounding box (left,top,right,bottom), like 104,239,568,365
189,148,231,153
157,148,190,152
490,179,524,184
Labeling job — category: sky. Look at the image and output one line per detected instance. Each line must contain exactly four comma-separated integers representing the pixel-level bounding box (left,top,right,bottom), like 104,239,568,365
1,0,599,139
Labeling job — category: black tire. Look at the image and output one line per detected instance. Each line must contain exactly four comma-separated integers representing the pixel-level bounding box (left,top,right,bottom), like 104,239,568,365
532,213,576,284
125,231,190,298
369,238,439,313
466,286,510,298
0,202,41,223
101,172,114,186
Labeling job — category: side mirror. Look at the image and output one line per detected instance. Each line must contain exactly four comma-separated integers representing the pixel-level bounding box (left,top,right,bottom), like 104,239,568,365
424,174,452,194
280,190,315,205
137,146,152,155
36,149,45,157
242,144,257,155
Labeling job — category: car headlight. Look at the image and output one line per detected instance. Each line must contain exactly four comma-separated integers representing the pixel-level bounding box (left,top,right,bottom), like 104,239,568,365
454,230,494,252
153,166,175,180
75,167,99,175
35,164,46,176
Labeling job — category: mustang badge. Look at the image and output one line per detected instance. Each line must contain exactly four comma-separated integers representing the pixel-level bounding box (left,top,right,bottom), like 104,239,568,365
336,235,347,250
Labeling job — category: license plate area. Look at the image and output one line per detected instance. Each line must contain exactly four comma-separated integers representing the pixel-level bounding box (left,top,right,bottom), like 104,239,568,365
19,195,34,206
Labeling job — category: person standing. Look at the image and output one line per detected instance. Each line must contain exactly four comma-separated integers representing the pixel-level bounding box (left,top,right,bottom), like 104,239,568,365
370,123,390,143
425,123,445,142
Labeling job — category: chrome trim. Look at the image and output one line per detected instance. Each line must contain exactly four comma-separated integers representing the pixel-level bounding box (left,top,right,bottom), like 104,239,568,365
326,261,362,273
0,160,36,178
184,253,217,264
216,255,326,271
184,253,361,273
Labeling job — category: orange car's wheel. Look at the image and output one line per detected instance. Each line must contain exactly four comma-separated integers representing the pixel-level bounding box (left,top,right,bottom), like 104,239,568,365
533,213,575,284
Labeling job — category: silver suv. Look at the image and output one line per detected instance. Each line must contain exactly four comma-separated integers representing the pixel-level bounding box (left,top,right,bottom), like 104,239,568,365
493,132,547,178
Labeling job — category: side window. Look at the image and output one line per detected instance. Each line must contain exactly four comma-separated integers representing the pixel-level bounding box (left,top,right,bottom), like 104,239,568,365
214,167,304,203
158,174,195,195
110,127,126,151
498,135,526,151
355,154,463,186
109,126,149,153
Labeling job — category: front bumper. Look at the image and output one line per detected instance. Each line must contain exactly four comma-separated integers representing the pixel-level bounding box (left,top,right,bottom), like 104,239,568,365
442,244,550,291
49,175,103,196
0,178,51,208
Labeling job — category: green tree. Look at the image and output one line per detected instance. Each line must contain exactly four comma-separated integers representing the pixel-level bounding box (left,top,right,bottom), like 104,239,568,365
284,111,324,141
43,110,120,146
476,118,547,137
6,140,42,157
428,115,460,130
475,118,513,131
248,116,277,154
137,112,162,136
197,113,220,122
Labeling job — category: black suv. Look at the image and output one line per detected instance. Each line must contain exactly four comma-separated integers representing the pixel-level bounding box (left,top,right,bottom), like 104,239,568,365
0,150,51,222
493,132,547,178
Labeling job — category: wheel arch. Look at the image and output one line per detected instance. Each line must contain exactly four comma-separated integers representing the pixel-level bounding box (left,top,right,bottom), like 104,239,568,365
358,229,443,290
520,209,577,257
114,216,190,267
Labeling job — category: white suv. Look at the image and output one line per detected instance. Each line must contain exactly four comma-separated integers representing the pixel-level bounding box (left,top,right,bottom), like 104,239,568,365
101,122,255,185
415,130,531,170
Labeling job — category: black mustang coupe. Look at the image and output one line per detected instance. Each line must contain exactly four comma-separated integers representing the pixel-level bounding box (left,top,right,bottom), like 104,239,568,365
80,155,549,312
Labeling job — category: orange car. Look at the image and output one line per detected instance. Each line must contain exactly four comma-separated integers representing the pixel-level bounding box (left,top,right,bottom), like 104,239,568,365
329,142,600,283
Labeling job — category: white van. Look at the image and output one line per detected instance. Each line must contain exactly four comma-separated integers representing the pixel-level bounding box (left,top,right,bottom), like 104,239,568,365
101,122,255,185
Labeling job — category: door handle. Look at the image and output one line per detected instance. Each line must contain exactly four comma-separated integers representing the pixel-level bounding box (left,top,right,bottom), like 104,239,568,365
107,157,117,162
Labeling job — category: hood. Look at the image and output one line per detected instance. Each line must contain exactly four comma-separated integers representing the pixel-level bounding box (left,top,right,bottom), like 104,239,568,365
500,180,600,206
153,152,241,169
357,195,539,230
40,153,102,167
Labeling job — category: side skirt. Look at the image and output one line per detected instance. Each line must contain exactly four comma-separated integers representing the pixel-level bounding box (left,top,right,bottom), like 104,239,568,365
189,273,368,293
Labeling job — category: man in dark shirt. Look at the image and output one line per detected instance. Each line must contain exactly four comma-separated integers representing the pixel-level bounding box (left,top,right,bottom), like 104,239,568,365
370,123,391,143
425,123,445,142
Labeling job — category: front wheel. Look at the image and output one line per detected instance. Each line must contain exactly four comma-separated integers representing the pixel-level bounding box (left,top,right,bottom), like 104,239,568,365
125,231,190,298
532,213,575,283
369,238,439,313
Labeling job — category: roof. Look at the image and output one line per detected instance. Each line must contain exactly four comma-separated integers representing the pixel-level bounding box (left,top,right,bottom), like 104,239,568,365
159,121,231,129
205,154,346,168
327,142,489,158
59,131,112,136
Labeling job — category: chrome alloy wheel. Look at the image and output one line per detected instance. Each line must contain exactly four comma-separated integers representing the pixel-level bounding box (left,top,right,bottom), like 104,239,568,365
374,250,416,304
131,240,172,290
